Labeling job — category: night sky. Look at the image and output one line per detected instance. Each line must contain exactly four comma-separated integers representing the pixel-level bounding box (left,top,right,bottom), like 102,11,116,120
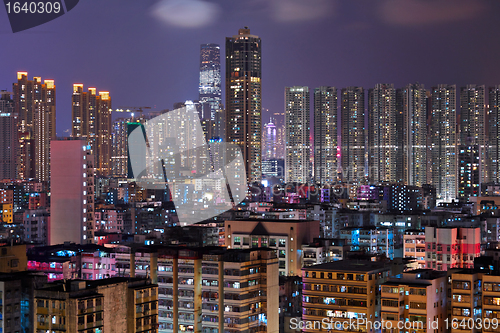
1,0,500,135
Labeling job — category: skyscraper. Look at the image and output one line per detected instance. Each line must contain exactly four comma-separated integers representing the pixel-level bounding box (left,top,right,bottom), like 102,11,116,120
263,120,277,160
368,84,397,183
71,84,112,176
341,87,365,183
285,86,310,183
314,86,338,185
199,43,221,122
489,86,500,183
460,85,487,184
111,118,130,177
225,27,262,184
398,83,427,186
430,85,457,202
12,72,56,181
0,92,17,180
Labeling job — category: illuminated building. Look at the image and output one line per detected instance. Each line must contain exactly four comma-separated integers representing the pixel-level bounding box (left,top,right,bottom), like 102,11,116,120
111,118,129,177
199,43,222,121
34,277,158,333
430,85,457,202
314,86,338,185
425,227,480,271
263,120,277,160
225,218,320,276
12,72,56,181
285,86,310,183
341,87,365,183
403,230,426,270
110,246,279,333
0,92,17,180
368,84,397,183
226,27,262,184
72,84,112,176
458,145,480,202
50,139,95,245
340,227,394,259
460,85,487,185
301,260,391,333
488,85,500,183
398,83,428,186
380,270,447,333
448,271,500,333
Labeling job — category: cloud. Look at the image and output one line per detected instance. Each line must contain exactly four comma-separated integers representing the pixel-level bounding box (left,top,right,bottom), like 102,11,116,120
270,0,336,22
151,0,221,28
379,0,486,26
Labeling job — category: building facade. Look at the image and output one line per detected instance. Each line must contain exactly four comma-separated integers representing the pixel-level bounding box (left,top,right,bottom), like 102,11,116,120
285,86,310,183
199,43,222,122
314,86,338,185
72,84,112,176
225,27,262,184
430,85,457,202
368,84,397,183
341,87,365,183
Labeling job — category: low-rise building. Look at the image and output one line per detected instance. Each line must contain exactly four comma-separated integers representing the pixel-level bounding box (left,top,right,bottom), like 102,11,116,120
34,277,158,333
301,260,391,333
380,269,447,333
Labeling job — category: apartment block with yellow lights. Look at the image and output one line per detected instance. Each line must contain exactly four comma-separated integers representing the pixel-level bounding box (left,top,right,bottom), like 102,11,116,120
380,269,447,333
34,277,158,333
449,270,500,333
301,260,391,333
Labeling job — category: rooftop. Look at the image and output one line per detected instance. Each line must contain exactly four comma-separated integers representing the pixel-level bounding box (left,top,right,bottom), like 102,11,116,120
302,260,390,273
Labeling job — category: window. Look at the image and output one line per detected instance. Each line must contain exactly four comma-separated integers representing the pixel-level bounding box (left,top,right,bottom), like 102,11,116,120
279,239,286,247
233,236,241,245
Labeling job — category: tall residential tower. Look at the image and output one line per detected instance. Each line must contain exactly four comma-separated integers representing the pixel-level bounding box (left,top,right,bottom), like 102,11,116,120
368,84,397,183
71,84,112,176
225,27,262,184
430,85,457,202
313,86,338,185
285,86,310,183
341,87,365,183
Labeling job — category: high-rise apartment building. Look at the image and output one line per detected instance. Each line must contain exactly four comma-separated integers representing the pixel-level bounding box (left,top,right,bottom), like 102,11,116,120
285,86,310,183
341,87,365,183
50,139,95,245
430,85,457,202
111,118,129,178
72,84,111,176
460,85,487,185
398,83,428,186
314,86,338,185
226,27,262,184
368,84,397,183
0,92,17,180
488,86,500,183
458,145,480,202
12,72,56,181
199,43,222,122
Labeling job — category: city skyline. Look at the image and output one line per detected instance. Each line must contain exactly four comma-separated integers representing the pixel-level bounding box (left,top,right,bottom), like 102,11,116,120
2,1,500,136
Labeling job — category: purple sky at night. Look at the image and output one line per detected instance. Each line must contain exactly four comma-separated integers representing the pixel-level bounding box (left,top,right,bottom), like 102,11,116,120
1,0,500,135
